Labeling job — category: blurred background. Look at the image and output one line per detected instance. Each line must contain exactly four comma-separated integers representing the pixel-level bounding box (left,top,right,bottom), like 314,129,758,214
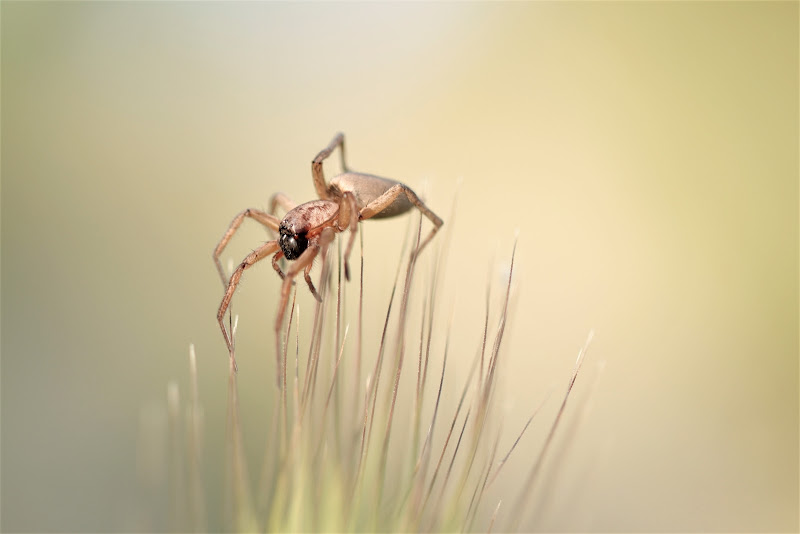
2,2,797,532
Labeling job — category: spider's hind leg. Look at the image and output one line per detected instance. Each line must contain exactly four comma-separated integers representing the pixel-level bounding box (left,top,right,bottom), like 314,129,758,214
359,184,443,257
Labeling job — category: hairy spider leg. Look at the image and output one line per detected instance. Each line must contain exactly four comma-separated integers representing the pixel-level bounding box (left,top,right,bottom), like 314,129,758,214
359,183,444,256
269,192,297,215
311,132,349,200
216,240,281,370
266,192,297,241
337,191,359,280
273,227,336,384
213,208,281,286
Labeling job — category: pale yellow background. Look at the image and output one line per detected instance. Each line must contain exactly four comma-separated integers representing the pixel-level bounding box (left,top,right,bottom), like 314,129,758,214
2,2,797,532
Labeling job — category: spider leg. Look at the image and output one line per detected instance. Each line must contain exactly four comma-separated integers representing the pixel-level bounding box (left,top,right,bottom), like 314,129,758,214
269,192,296,215
274,228,335,382
272,250,286,279
303,261,322,302
337,191,359,281
265,192,297,241
312,132,349,200
359,184,443,256
217,240,281,370
275,242,319,342
213,208,281,287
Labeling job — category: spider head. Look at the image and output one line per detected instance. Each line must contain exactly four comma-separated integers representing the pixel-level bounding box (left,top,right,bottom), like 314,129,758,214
278,223,308,260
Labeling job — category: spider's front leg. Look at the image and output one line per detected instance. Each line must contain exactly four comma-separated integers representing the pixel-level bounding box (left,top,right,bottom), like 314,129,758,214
217,240,280,370
273,228,336,385
213,209,281,287
270,249,323,302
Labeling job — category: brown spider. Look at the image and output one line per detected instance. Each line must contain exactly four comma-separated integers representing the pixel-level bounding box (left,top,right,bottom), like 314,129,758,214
213,132,443,371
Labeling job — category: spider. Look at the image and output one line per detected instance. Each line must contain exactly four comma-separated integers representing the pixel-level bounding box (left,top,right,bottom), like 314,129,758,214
213,132,443,371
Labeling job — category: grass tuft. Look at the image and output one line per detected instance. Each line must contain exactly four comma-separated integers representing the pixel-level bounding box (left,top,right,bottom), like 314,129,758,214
163,212,596,532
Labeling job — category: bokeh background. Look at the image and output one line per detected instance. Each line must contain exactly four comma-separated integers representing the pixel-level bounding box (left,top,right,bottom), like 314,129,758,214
2,2,797,532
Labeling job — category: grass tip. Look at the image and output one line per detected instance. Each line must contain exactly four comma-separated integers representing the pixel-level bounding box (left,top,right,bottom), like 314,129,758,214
167,381,179,412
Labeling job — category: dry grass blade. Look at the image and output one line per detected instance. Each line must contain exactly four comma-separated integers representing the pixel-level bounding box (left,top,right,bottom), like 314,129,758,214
404,311,453,520
418,343,482,522
479,256,493,390
346,228,416,532
313,325,350,461
428,407,471,531
223,358,257,532
353,229,365,430
167,381,186,531
508,330,595,531
351,219,414,497
486,390,552,489
186,345,207,532
487,500,502,534
444,240,517,526
481,239,517,407
464,426,502,531
376,214,423,512
527,359,606,527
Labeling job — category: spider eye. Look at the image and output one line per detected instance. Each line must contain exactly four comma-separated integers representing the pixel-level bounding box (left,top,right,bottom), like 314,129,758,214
279,231,308,260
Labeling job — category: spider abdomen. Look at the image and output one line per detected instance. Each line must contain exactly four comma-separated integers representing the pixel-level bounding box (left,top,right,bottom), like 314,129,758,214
330,172,412,219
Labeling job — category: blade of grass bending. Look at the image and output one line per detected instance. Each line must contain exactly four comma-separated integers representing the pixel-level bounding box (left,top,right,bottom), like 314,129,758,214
352,228,364,452
418,342,482,521
349,221,412,520
313,325,350,462
415,188,457,469
304,265,329,409
345,375,375,531
282,288,297,443
485,389,552,489
464,426,502,531
223,357,257,532
482,238,517,408
376,213,423,516
507,330,594,531
487,500,502,534
527,357,604,529
293,303,301,430
264,302,306,531
422,183,458,395
479,253,493,391
427,407,471,532
300,243,333,413
332,241,345,469
167,382,186,531
255,386,282,524
450,240,518,521
351,278,397,503
413,293,428,459
455,242,519,519
186,345,207,532
399,323,450,525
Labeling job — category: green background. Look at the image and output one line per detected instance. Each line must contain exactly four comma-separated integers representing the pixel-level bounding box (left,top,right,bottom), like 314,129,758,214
2,2,797,531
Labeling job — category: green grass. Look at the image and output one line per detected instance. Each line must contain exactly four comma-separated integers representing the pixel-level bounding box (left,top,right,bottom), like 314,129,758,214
166,213,593,532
